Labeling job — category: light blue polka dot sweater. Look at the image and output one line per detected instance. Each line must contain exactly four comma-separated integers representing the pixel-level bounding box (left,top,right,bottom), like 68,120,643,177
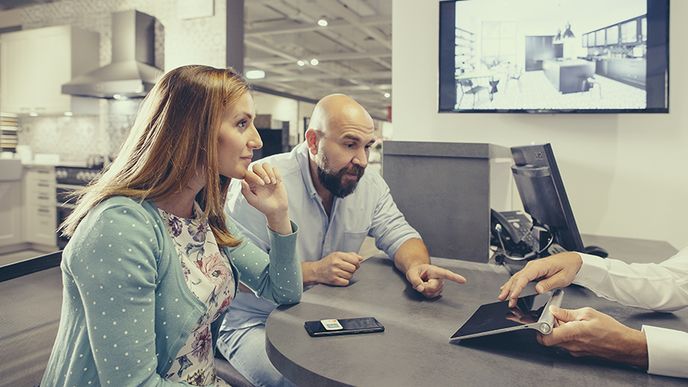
41,196,302,386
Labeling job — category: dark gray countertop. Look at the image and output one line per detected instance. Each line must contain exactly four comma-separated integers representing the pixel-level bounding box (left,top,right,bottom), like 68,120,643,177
266,237,686,387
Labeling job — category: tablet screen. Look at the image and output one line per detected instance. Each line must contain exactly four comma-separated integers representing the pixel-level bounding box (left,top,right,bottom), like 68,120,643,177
451,292,551,340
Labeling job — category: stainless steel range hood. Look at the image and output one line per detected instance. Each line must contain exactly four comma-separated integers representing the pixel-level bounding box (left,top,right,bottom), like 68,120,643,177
62,10,163,99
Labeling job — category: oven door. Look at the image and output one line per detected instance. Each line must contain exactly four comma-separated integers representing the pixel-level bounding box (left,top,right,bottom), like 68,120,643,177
56,184,80,249
56,204,75,249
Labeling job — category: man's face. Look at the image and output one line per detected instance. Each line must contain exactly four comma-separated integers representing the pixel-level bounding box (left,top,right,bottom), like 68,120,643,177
314,125,375,198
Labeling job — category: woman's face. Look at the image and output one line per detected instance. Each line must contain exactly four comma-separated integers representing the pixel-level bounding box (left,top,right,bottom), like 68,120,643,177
217,92,262,179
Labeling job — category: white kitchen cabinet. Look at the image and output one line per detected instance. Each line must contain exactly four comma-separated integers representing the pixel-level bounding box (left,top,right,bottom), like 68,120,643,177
0,179,23,250
23,166,57,248
0,25,99,115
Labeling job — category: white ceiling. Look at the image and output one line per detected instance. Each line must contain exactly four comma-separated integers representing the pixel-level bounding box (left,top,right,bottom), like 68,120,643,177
244,0,392,119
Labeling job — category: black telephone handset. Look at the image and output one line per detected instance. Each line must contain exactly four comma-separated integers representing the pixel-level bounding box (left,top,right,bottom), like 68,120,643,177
490,210,538,259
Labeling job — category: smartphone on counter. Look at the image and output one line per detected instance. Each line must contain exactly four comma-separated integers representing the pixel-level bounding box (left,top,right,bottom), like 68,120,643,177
304,317,385,337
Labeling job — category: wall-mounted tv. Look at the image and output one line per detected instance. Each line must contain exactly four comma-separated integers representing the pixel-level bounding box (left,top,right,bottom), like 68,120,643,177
439,0,669,113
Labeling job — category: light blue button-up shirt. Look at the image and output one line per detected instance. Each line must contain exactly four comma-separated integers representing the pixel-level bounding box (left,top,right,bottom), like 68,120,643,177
220,142,421,329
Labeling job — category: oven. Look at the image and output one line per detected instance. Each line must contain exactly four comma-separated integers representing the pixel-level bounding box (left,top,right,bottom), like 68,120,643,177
55,166,102,249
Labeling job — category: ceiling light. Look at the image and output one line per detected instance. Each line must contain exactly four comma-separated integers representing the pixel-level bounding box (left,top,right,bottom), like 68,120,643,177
29,112,38,117
64,111,73,117
384,92,391,98
297,60,306,67
310,58,319,66
245,69,266,79
317,17,328,27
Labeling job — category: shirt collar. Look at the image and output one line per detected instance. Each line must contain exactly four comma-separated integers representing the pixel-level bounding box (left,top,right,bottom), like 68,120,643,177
295,142,320,199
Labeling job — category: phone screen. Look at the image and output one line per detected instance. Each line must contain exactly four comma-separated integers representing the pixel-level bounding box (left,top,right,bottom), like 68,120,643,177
304,317,385,337
450,293,551,340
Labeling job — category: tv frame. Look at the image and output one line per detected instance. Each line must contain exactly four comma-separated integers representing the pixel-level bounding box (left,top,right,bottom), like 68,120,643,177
438,0,670,114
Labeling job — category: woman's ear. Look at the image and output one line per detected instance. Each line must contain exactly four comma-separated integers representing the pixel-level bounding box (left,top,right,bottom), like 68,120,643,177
305,128,319,155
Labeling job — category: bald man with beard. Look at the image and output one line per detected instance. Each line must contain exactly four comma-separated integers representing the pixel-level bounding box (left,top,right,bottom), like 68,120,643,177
217,94,467,386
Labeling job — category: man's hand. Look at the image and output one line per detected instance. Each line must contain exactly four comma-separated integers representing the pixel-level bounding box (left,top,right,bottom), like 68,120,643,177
405,264,466,298
538,306,649,369
498,252,583,307
303,252,363,286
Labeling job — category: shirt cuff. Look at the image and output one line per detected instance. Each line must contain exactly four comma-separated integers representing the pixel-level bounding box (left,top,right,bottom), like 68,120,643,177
572,253,609,290
266,220,298,238
642,325,688,378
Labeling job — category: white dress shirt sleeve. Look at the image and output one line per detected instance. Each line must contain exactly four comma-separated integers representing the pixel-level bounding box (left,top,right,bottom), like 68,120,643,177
574,248,688,311
642,325,688,378
573,248,688,379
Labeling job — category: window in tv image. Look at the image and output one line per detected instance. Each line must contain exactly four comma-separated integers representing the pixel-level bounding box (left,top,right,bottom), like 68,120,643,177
438,0,669,113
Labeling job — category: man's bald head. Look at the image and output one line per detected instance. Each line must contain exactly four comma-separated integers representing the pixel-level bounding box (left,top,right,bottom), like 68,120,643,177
309,94,374,136
306,94,376,198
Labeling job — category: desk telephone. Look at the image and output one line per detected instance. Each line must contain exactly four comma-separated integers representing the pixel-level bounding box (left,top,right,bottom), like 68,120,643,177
490,210,548,261
490,209,608,262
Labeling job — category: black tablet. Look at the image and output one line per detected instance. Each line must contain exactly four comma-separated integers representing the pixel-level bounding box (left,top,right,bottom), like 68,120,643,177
450,289,564,342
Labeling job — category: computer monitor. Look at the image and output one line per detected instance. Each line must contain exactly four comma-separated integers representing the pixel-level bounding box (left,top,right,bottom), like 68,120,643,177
510,143,586,253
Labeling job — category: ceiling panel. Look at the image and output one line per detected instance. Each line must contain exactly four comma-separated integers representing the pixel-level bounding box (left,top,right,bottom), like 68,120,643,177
244,0,392,119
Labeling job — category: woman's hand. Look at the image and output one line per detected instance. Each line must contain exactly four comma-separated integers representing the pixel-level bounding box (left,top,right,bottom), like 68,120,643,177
241,163,292,234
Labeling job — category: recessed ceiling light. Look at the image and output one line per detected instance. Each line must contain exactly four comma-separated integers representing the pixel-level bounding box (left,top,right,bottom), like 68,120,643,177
64,111,73,116
384,92,391,98
245,69,266,79
317,17,328,27
310,58,319,66
297,60,306,66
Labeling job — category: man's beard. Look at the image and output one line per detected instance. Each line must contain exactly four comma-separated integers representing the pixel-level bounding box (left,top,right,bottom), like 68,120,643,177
317,162,365,198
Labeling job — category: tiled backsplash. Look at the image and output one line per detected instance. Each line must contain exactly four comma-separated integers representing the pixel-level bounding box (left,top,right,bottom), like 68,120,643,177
18,99,140,162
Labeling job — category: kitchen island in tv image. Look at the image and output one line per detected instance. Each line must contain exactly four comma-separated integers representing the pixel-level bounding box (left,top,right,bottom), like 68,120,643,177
438,0,669,113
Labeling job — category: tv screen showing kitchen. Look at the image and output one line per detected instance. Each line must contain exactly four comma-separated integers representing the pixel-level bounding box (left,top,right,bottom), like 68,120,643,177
438,0,669,113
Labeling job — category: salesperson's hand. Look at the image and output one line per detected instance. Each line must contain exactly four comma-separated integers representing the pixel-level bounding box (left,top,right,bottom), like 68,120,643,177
537,306,649,369
498,252,582,307
406,264,466,298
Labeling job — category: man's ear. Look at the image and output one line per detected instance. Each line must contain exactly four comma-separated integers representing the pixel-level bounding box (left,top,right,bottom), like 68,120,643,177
305,128,319,155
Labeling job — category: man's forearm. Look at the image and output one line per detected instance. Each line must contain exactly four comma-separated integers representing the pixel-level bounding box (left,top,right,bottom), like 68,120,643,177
301,261,319,286
393,238,430,273
617,329,649,370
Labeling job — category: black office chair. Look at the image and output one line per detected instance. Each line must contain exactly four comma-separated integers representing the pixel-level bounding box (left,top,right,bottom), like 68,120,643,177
506,65,523,93
581,75,602,98
214,353,255,387
457,79,489,108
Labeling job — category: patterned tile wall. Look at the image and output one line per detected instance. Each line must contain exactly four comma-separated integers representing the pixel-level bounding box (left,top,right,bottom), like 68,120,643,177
16,0,227,162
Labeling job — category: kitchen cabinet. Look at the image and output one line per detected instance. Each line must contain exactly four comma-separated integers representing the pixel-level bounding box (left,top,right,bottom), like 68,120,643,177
0,25,99,115
620,19,638,44
0,178,23,251
606,58,646,89
23,166,57,248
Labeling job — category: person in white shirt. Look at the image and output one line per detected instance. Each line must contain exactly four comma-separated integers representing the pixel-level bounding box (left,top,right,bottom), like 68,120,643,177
497,249,688,379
